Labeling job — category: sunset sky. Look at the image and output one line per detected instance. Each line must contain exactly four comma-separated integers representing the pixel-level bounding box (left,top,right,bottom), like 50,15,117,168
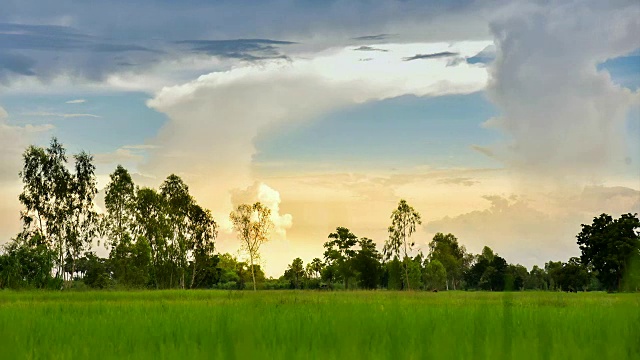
1,0,639,276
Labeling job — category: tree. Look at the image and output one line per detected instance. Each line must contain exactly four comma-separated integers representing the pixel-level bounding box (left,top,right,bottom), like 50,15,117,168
132,187,168,288
352,238,382,289
308,258,323,279
230,202,273,291
18,138,73,281
577,213,640,291
187,204,217,288
464,246,508,291
0,234,57,289
160,174,193,289
110,235,152,288
384,199,421,290
424,259,447,291
284,258,305,289
103,165,135,249
323,227,358,289
428,233,467,290
66,151,98,284
525,265,548,290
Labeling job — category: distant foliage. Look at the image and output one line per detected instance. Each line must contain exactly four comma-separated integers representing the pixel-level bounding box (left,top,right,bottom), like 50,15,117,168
2,138,639,292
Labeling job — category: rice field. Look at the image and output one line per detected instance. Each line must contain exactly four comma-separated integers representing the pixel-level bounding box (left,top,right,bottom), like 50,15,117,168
0,290,638,359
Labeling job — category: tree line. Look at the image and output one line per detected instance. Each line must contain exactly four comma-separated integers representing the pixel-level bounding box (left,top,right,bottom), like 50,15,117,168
1,138,638,292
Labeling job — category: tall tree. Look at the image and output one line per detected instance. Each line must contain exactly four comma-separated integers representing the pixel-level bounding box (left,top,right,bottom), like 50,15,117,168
230,202,273,290
577,213,640,291
187,203,217,288
284,257,305,289
323,227,358,289
66,151,98,282
18,138,72,281
428,233,467,290
352,237,382,289
384,199,421,290
103,165,135,249
160,174,193,289
308,258,323,279
424,259,447,291
132,187,168,288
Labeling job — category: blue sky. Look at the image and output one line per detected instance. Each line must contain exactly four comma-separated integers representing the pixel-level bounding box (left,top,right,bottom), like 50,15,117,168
1,0,639,275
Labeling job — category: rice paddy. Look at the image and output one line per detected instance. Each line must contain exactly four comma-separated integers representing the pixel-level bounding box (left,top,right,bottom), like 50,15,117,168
0,290,638,359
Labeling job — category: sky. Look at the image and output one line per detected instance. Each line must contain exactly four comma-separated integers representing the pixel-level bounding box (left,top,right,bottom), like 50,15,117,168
1,0,639,277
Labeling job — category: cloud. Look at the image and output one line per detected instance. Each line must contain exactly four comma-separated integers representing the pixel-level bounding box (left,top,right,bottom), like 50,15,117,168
353,45,388,52
352,34,393,41
143,41,489,221
230,182,293,239
23,112,100,118
437,177,479,186
426,186,640,267
0,23,162,83
466,44,495,65
0,104,54,243
0,1,498,87
176,39,295,61
121,144,158,150
65,99,86,104
483,1,640,179
403,51,458,61
93,147,145,165
471,144,496,158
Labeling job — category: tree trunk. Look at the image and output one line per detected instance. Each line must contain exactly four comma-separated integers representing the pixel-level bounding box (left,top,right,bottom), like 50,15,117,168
250,253,257,291
190,261,197,289
404,264,411,291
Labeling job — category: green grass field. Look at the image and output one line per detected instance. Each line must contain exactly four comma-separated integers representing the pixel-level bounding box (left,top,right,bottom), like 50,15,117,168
0,291,638,359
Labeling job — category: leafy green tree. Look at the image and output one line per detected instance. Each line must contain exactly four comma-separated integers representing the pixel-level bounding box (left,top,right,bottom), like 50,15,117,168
18,138,73,281
66,151,98,284
577,213,640,291
308,258,323,279
323,227,358,289
82,252,111,289
464,246,508,291
384,199,421,290
284,258,305,289
405,255,424,290
160,174,194,289
505,264,528,291
132,187,168,288
424,259,447,291
187,203,217,288
352,238,382,289
230,202,273,290
103,165,135,249
110,235,152,288
525,265,548,290
0,234,57,289
428,233,467,290
383,257,403,290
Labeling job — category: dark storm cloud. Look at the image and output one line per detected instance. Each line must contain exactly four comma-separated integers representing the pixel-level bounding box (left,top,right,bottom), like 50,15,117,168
353,46,388,52
176,39,296,61
0,23,162,81
0,23,293,81
0,52,36,81
352,34,393,41
0,0,494,84
402,52,458,61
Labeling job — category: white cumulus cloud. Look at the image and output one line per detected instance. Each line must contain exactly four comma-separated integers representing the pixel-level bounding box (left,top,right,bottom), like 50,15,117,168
482,0,640,181
143,41,491,230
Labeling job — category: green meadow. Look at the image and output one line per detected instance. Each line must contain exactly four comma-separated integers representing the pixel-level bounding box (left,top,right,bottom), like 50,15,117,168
0,291,638,359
